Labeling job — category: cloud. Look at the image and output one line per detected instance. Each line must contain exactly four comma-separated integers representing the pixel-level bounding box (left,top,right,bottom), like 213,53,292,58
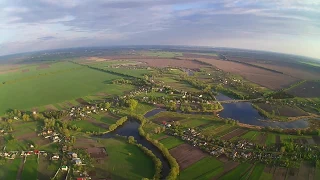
0,0,320,58
37,36,57,41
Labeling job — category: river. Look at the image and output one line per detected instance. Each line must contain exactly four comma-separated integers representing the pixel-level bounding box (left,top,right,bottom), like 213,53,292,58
102,116,170,179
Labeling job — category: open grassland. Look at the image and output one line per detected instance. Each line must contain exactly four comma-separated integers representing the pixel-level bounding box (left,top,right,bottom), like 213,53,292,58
159,136,184,149
90,113,118,125
95,138,155,180
0,61,134,115
248,164,265,180
179,156,224,180
266,133,276,146
0,158,21,180
70,120,105,133
37,156,60,180
21,156,38,180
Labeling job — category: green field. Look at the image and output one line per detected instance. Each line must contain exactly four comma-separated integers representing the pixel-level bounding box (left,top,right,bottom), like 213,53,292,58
0,61,134,115
248,164,265,180
240,131,260,141
96,138,155,179
259,172,273,180
104,67,152,78
21,156,38,180
159,136,184,149
70,120,105,133
220,163,252,180
179,157,224,180
266,133,276,145
142,51,183,58
0,158,21,180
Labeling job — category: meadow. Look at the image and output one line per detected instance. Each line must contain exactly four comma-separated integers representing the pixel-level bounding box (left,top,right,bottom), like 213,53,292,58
95,138,155,179
159,136,184,149
0,158,21,180
0,61,134,115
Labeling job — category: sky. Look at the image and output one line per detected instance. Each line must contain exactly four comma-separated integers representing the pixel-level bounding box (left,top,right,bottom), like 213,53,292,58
0,0,320,59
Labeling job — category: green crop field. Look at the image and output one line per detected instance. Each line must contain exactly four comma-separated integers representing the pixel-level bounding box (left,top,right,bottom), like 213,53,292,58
259,172,273,180
91,113,118,125
70,120,104,133
21,156,38,180
0,158,21,180
248,164,265,180
159,136,184,149
96,138,155,179
179,157,224,180
142,51,183,58
0,61,134,115
240,131,260,141
220,163,251,180
266,133,276,145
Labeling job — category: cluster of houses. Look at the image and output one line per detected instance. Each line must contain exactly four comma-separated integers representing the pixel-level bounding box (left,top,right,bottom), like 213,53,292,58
68,106,108,119
38,129,62,143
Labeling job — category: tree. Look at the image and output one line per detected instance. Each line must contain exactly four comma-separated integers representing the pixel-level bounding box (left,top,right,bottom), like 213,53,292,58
22,114,30,121
109,124,117,131
104,102,111,109
280,146,286,153
7,119,13,124
127,99,138,111
128,136,135,144
297,129,301,136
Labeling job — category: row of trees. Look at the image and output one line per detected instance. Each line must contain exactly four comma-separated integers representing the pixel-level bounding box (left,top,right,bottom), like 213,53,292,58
128,136,162,180
130,114,180,180
109,116,128,132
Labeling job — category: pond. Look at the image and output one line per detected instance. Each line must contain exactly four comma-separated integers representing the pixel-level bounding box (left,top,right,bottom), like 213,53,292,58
102,117,170,179
215,93,309,128
145,93,309,129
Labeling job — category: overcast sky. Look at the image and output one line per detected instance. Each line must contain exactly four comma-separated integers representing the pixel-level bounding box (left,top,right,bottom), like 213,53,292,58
0,0,320,58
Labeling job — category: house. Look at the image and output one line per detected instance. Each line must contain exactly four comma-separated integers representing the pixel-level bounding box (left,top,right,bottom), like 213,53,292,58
33,111,37,115
72,153,78,159
52,155,59,160
74,158,82,165
61,166,68,171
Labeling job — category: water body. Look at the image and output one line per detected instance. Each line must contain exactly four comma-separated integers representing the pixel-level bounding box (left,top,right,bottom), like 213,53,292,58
215,93,309,128
145,94,309,129
102,117,170,179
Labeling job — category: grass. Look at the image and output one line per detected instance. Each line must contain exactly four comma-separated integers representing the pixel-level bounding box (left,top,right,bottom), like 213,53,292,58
266,133,276,146
179,156,224,180
240,131,260,141
259,172,273,180
96,138,155,179
21,155,38,180
91,113,118,125
248,164,265,180
0,158,21,180
159,136,184,149
104,67,152,78
220,163,251,180
300,61,320,68
0,61,134,115
70,120,103,133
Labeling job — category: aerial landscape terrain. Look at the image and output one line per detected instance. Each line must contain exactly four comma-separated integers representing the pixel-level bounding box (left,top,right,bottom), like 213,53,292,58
0,46,319,180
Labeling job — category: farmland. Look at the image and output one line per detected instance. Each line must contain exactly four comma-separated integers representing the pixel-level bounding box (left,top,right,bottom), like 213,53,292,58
0,47,320,180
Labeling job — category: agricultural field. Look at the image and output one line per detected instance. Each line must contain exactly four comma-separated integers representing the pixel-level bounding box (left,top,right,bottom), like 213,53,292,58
142,51,183,58
254,103,308,117
159,136,184,149
287,81,320,98
179,156,224,180
0,158,21,180
0,61,134,115
219,163,252,180
21,156,38,180
169,143,207,170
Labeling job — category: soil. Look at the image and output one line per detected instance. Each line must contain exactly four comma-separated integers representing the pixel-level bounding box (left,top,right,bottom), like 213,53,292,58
169,143,208,170
74,137,100,149
76,98,90,105
312,136,320,144
45,105,58,111
16,132,37,141
157,135,169,141
256,133,268,145
37,64,50,70
153,116,183,124
21,69,29,73
273,167,287,180
86,116,110,129
297,161,315,180
86,147,108,159
193,58,298,90
275,135,281,147
220,128,248,141
287,168,299,179
287,81,320,98
136,58,208,69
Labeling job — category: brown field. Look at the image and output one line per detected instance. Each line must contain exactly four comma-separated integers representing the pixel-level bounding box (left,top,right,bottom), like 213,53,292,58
38,156,58,180
255,103,308,117
287,168,299,179
45,104,58,111
85,116,110,129
152,116,183,124
87,57,111,62
306,138,315,145
256,133,268,145
16,132,37,141
183,53,218,59
86,147,107,159
287,81,320,98
275,135,281,145
157,135,169,141
220,128,248,141
21,69,29,73
250,62,320,80
136,58,208,69
76,98,90,105
194,58,298,89
74,137,100,149
297,161,315,180
273,167,287,180
37,64,50,70
312,136,320,144
169,143,207,170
